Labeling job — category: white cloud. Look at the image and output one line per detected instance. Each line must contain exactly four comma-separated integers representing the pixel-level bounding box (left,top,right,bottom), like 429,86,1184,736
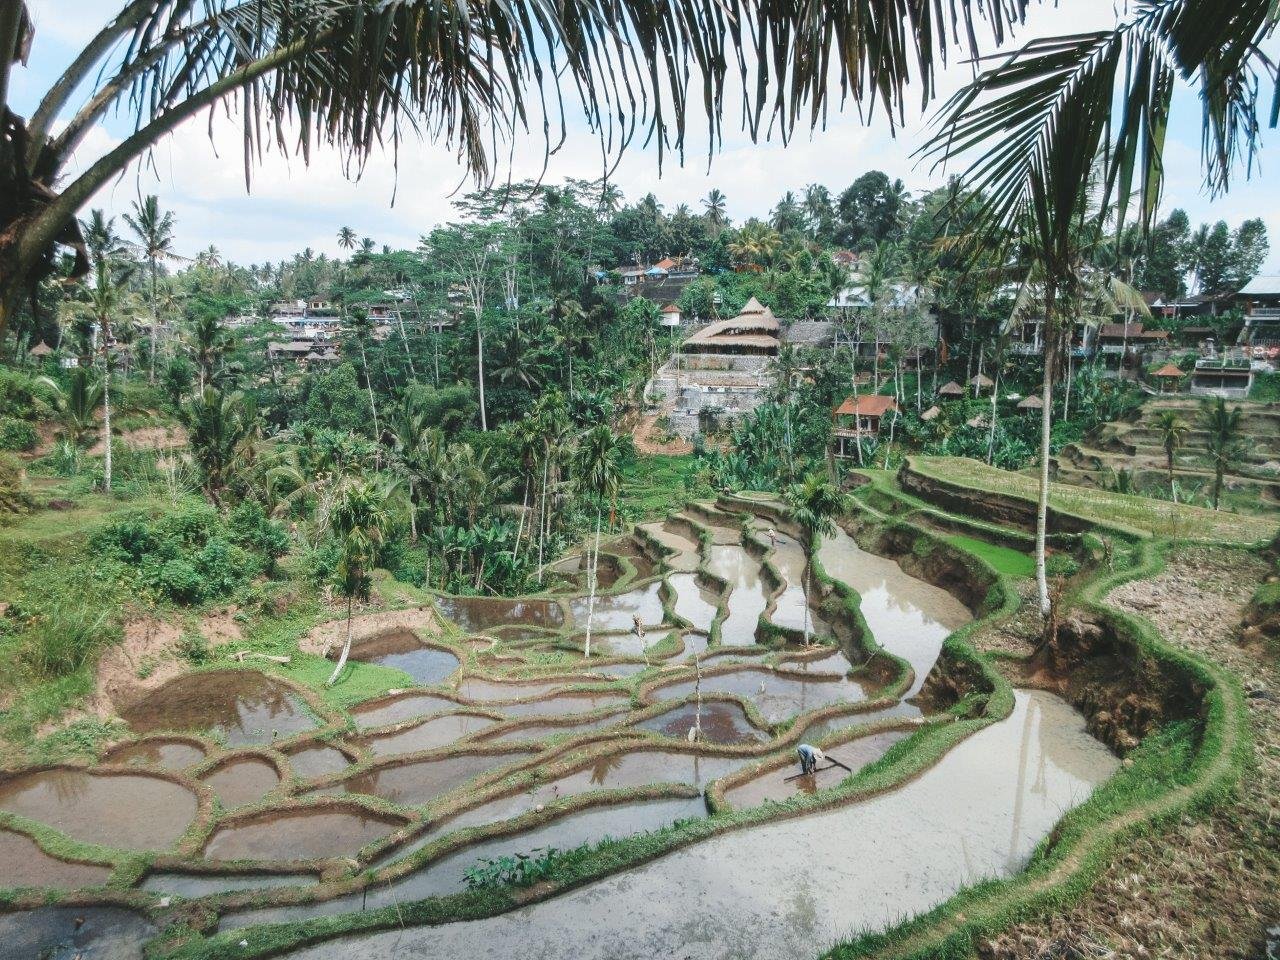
31,0,1280,269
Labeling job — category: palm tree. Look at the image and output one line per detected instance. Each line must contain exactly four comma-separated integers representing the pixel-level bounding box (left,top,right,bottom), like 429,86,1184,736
177,387,259,505
187,313,229,391
575,425,625,658
596,182,624,216
325,473,397,687
122,195,176,385
0,0,1064,341
702,189,728,234
346,307,381,442
923,2,1277,616
1153,409,1188,494
72,259,133,493
36,367,104,472
337,226,357,250
1199,398,1244,511
784,472,847,644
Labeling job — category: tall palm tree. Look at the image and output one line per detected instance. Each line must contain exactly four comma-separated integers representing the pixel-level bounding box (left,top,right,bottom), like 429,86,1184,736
1153,409,1188,494
1199,398,1244,510
924,1,1278,617
337,226,357,250
325,473,397,687
76,259,133,494
784,472,847,644
575,425,625,658
187,313,229,391
702,189,728,235
346,307,381,442
122,195,176,385
177,387,259,505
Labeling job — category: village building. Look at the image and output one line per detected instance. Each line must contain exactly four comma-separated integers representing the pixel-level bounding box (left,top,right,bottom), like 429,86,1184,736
1009,317,1096,357
831,394,898,459
1189,353,1254,399
645,297,782,438
1151,362,1186,393
1237,275,1280,349
659,303,683,328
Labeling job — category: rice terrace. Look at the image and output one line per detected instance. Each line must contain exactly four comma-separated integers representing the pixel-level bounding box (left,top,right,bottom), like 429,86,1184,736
0,2,1278,959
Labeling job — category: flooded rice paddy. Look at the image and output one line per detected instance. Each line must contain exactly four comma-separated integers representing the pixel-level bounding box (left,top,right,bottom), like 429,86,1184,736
0,497,1123,960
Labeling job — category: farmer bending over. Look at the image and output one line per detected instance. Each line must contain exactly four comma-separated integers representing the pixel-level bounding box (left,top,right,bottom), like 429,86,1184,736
796,743,825,776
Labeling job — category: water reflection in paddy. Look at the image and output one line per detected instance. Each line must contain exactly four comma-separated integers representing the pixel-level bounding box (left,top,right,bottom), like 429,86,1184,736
349,631,459,685
220,798,706,933
103,738,205,770
337,750,535,806
766,532,825,638
637,523,699,571
202,758,280,809
569,582,665,632
650,667,867,724
351,693,459,730
598,629,673,657
817,529,972,695
633,701,766,744
286,745,353,781
494,693,631,718
204,807,402,861
479,713,628,744
455,677,570,700
118,670,317,746
0,830,112,889
668,573,720,632
723,731,909,808
434,597,563,633
365,713,499,757
444,751,744,833
0,769,197,852
706,545,769,646
142,870,315,899
0,906,155,960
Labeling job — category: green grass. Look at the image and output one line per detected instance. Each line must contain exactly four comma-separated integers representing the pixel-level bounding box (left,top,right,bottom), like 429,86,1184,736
617,454,711,520
1248,371,1280,402
911,456,1277,544
939,533,1035,578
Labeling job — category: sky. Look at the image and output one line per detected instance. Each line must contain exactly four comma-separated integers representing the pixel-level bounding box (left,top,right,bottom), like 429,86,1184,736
14,0,1280,271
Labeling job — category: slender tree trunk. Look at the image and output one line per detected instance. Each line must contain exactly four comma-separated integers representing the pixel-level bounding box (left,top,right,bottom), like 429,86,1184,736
801,548,812,645
536,455,549,584
583,508,603,657
102,333,112,494
987,368,999,464
359,340,380,441
477,327,488,430
327,595,354,686
148,257,158,385
1035,311,1057,619
1213,465,1223,509
395,308,416,377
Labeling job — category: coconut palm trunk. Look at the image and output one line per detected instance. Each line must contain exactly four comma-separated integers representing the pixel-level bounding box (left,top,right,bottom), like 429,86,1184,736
329,594,354,686
583,507,603,658
102,342,112,493
1034,319,1057,618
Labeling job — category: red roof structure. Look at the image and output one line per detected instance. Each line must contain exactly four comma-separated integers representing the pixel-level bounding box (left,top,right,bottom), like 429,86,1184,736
1152,362,1185,377
834,394,898,418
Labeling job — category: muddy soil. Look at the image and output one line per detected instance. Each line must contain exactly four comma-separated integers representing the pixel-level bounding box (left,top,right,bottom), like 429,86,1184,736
983,546,1280,960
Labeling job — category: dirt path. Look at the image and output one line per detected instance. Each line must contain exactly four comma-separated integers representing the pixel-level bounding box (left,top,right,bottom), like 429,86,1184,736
981,546,1280,959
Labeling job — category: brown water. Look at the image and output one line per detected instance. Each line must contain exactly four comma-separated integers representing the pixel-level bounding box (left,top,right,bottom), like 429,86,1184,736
581,662,651,678
455,677,572,700
650,666,867,724
668,632,710,662
722,731,910,808
480,713,629,744
435,596,564,632
0,830,112,889
569,582,666,633
365,713,499,757
637,523,699,572
204,806,403,862
607,539,658,581
287,745,354,781
0,906,154,960
785,646,855,675
276,692,1117,960
493,692,631,718
706,544,769,646
103,738,206,770
0,769,197,852
351,692,459,730
203,758,281,809
668,572,721,632
118,670,317,746
817,529,972,695
632,701,767,745
219,797,707,932
141,869,316,899
350,631,459,685
444,750,745,832
339,750,536,806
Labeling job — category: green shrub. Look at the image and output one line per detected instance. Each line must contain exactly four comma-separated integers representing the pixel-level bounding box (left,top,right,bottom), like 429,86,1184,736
1045,552,1080,578
227,499,290,574
0,416,38,451
12,561,128,679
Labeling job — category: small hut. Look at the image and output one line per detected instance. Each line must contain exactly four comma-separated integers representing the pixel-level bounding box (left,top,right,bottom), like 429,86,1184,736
969,373,995,396
920,405,941,422
1151,362,1185,393
831,394,898,459
938,380,964,399
1016,394,1044,412
27,341,53,363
